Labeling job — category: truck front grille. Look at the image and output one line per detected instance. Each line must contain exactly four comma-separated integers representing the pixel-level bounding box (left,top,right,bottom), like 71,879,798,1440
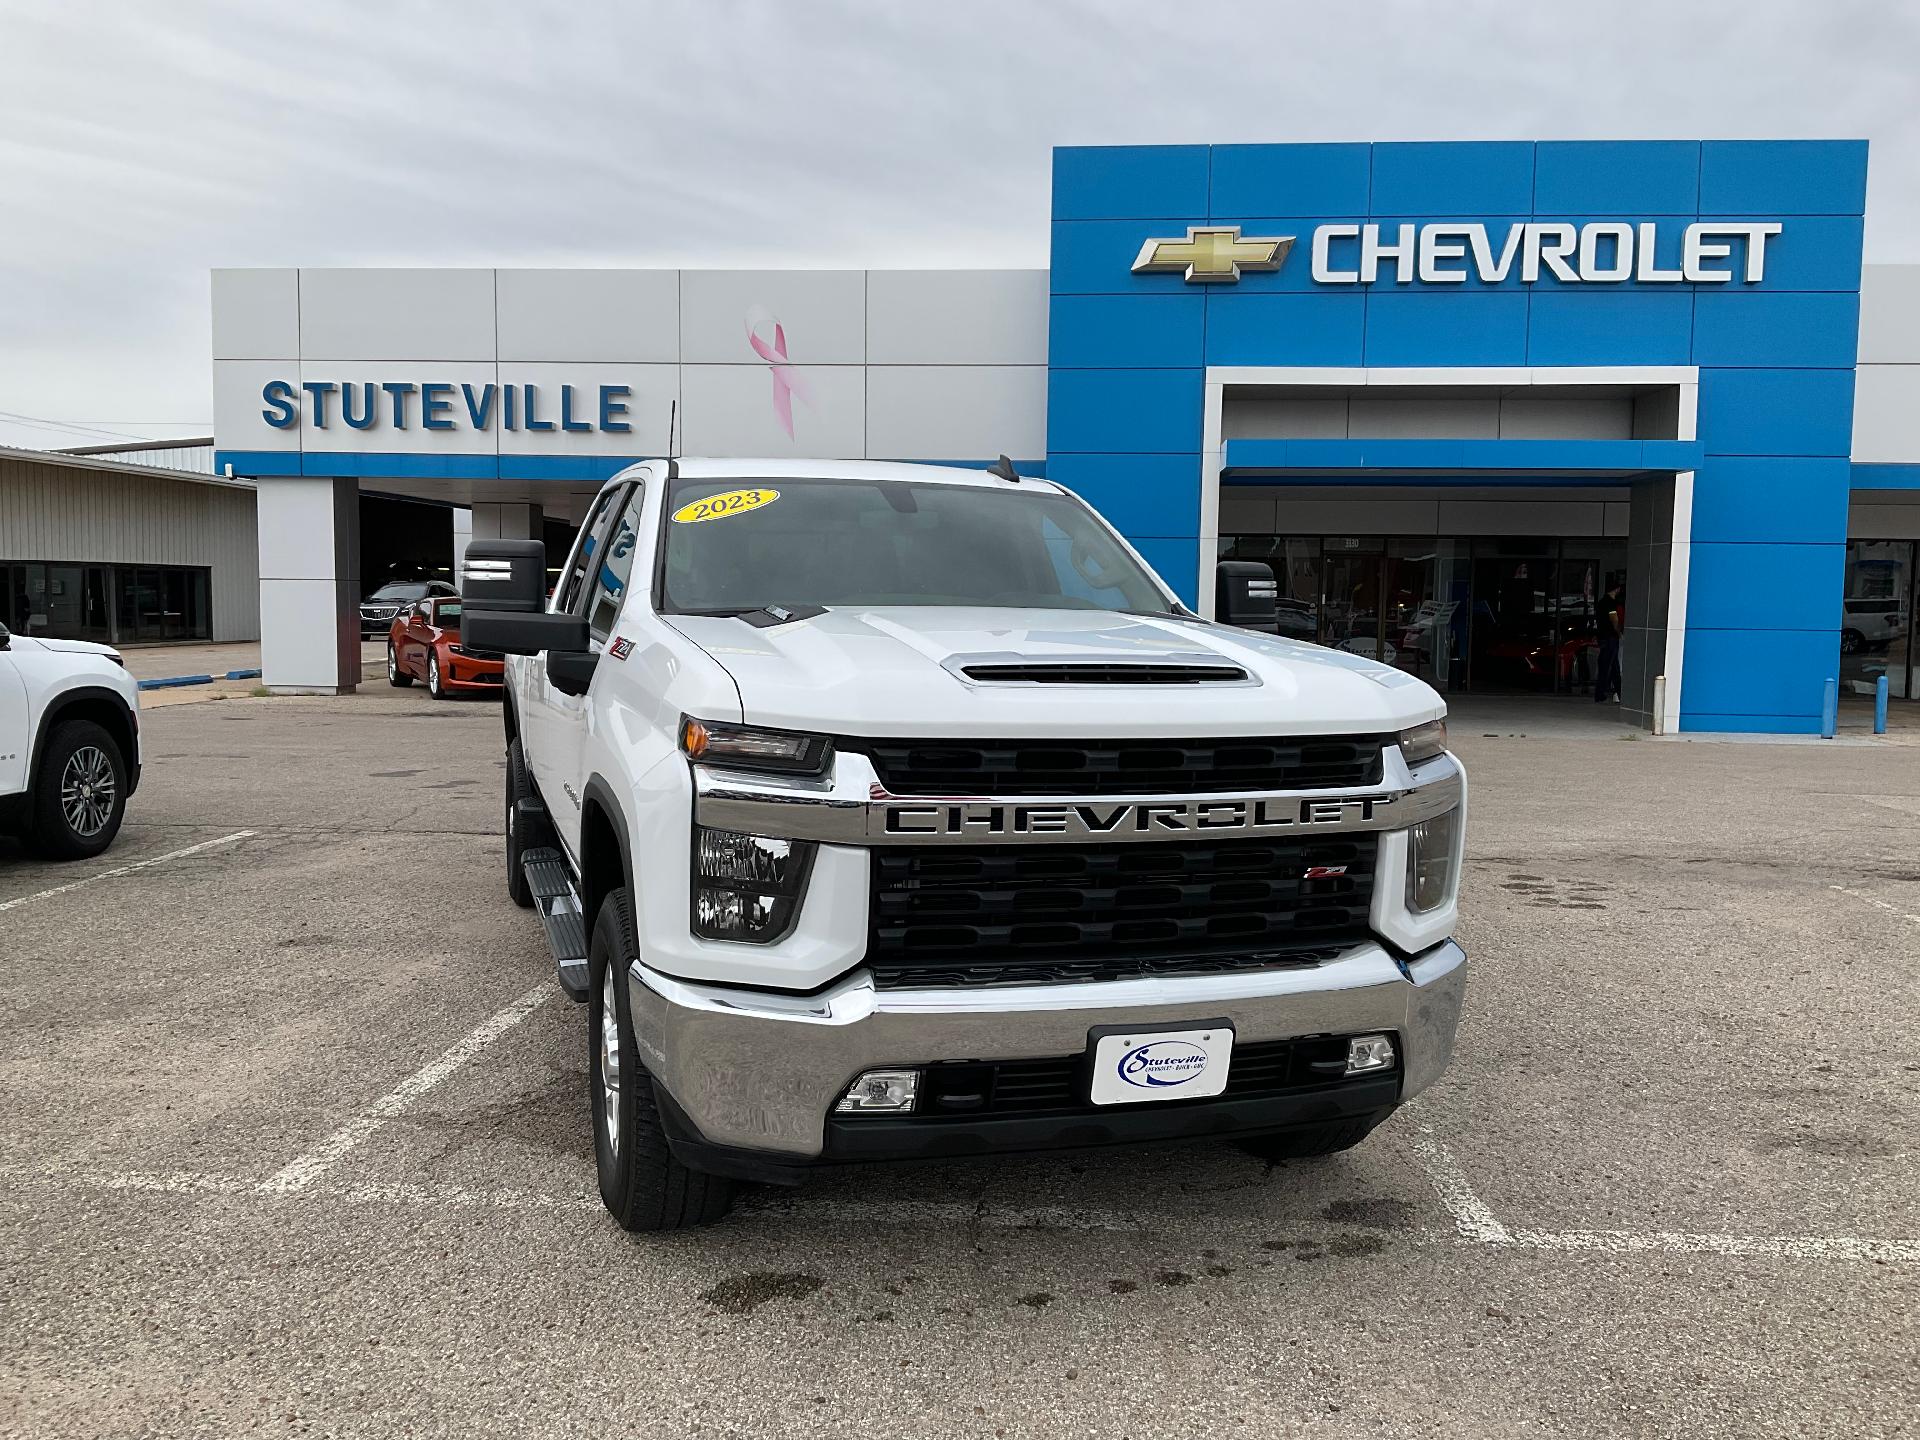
869,834,1376,989
852,734,1386,797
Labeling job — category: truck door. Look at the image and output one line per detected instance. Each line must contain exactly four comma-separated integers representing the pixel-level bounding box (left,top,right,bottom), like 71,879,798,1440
523,484,627,861
545,483,648,853
0,637,28,798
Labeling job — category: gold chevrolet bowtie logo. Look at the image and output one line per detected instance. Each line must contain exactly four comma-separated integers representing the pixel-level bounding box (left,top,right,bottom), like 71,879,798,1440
1131,226,1294,283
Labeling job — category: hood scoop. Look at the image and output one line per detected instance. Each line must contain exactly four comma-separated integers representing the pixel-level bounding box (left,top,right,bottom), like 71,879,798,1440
953,653,1253,687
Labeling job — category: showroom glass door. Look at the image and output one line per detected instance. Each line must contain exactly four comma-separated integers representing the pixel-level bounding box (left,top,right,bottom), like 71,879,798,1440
1468,543,1560,693
1840,539,1914,700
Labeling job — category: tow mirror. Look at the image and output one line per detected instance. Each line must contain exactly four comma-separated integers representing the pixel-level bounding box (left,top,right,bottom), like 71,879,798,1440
461,540,587,656
1215,561,1281,635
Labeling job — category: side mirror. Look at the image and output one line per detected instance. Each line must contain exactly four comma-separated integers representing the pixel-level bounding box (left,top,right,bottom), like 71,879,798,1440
547,650,599,697
461,540,587,656
1215,561,1281,635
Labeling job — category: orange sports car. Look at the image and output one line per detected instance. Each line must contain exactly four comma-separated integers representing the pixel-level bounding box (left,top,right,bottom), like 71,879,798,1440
386,595,504,698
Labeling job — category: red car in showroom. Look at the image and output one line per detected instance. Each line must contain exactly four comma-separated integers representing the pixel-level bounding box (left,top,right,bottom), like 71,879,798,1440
386,596,503,699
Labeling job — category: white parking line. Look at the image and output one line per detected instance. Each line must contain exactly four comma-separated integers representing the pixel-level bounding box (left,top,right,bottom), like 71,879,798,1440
1829,884,1920,926
0,829,257,914
1509,1228,1920,1264
1410,1126,1512,1243
257,984,555,1194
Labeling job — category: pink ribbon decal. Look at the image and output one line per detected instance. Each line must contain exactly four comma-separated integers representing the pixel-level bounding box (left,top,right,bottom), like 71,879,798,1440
746,307,812,439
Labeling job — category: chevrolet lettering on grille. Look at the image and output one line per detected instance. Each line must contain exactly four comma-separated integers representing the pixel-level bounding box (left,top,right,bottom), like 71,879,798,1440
881,795,1392,839
689,754,1463,848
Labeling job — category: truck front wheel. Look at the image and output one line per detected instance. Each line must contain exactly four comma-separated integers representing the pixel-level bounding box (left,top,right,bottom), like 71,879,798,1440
588,886,737,1231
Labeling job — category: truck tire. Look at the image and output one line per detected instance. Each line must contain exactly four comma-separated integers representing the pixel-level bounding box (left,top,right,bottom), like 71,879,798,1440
27,719,128,860
387,644,413,687
588,887,737,1231
1235,1114,1384,1163
504,739,539,908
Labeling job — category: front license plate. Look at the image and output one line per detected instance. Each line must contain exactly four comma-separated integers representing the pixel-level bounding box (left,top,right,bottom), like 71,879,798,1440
1089,1024,1234,1106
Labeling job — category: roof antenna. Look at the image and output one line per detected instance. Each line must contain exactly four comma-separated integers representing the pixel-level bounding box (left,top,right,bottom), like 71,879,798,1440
987,454,1020,484
668,399,680,459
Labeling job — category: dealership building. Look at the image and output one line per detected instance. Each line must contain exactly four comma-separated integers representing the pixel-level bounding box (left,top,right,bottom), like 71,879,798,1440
209,138,1919,734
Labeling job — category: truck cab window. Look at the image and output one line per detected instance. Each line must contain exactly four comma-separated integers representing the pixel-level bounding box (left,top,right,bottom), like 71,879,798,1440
554,487,624,616
584,488,645,640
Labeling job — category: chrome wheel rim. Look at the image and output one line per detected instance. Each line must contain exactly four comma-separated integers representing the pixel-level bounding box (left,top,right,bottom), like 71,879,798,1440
598,968,621,1157
388,647,397,680
429,655,440,693
60,746,115,837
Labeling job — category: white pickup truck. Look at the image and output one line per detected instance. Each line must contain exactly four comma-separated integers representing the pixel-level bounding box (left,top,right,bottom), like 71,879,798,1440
463,459,1466,1231
0,621,142,859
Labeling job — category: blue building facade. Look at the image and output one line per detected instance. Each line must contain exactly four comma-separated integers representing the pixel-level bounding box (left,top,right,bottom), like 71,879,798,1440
1046,140,1874,733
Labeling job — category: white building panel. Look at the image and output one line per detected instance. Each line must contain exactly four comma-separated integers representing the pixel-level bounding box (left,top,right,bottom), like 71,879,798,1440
1857,264,1920,364
496,364,679,456
865,271,1050,365
1850,363,1920,463
864,366,1047,461
679,363,866,459
212,269,300,360
213,360,301,452
297,362,500,454
298,269,496,361
496,270,680,363
678,271,867,365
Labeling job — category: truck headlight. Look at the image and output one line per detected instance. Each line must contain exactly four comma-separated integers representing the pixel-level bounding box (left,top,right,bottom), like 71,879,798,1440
692,827,814,943
1398,718,1448,767
681,717,831,776
1405,809,1460,914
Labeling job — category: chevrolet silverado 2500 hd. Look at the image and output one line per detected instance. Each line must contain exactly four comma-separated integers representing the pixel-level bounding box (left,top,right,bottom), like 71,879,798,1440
461,459,1466,1232
0,620,141,859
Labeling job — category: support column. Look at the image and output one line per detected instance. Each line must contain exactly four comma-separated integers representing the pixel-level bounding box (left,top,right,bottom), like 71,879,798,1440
258,475,361,695
470,502,544,541
452,508,473,574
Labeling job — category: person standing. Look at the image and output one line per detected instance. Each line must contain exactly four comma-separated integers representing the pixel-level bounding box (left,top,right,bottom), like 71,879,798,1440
1595,579,1625,703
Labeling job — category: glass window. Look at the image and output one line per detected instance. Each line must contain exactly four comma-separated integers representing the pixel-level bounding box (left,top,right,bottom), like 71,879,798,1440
660,477,1174,616
556,487,624,616
585,488,646,639
1841,540,1913,700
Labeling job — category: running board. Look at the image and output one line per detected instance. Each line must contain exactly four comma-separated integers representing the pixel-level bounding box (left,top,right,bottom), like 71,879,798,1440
521,846,589,1002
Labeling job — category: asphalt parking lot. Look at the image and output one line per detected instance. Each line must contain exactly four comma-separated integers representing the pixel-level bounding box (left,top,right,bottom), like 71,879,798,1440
2,687,1916,1438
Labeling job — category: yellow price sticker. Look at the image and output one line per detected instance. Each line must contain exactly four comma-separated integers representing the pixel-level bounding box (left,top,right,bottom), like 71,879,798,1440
671,488,781,524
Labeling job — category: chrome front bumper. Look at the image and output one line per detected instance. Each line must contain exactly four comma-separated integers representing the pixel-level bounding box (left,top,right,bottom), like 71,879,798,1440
627,938,1466,1159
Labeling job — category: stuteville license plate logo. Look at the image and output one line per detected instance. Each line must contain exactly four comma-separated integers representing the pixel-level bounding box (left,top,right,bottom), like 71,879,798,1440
1132,226,1294,283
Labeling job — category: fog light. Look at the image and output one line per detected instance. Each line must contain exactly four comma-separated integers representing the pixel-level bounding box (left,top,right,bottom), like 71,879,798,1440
1345,1034,1397,1075
835,1069,920,1114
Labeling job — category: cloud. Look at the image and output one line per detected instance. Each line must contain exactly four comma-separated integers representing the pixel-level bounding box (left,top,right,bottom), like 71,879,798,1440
1,0,1914,447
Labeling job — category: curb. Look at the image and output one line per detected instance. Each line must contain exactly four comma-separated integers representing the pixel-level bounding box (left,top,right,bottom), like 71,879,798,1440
136,674,215,691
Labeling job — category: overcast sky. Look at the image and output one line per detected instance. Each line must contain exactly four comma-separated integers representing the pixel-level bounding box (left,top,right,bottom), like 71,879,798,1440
0,0,1915,451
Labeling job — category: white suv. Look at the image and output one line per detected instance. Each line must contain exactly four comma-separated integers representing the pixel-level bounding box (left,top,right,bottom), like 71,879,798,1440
0,621,142,859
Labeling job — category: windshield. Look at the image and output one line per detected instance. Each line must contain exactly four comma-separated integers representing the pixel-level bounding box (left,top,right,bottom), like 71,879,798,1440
434,603,462,628
370,583,430,602
660,477,1174,616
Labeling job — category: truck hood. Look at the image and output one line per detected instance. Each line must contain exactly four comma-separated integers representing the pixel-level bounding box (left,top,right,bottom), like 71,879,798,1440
668,606,1443,739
